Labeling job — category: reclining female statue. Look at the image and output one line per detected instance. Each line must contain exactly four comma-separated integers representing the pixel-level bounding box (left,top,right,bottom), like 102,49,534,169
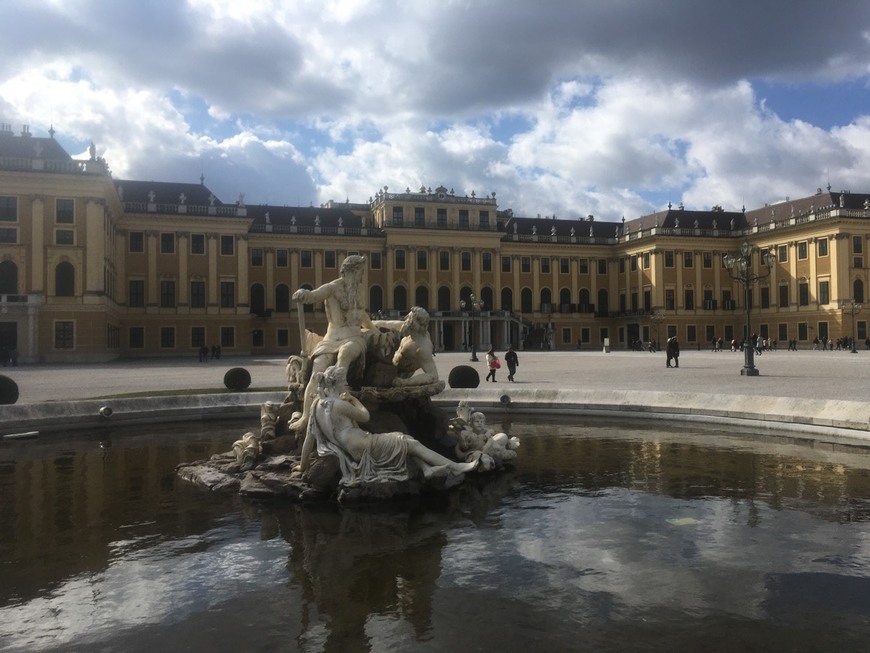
297,365,477,488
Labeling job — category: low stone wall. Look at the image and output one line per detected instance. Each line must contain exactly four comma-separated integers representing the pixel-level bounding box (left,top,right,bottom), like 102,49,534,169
2,387,868,445
433,388,870,443
0,392,287,437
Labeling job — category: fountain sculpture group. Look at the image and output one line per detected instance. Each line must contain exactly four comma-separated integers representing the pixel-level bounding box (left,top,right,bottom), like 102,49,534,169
178,255,519,503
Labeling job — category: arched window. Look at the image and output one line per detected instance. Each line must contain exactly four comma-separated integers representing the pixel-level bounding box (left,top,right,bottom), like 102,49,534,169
540,287,552,312
275,284,290,313
369,286,384,313
55,261,75,297
393,285,407,312
579,288,591,311
480,287,494,311
250,283,265,315
559,287,571,311
854,279,865,303
414,286,429,310
521,288,533,313
459,286,472,305
0,260,17,295
438,286,451,312
501,287,513,312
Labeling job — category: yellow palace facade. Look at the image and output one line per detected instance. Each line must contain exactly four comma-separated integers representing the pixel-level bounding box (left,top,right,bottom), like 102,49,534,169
1,125,868,363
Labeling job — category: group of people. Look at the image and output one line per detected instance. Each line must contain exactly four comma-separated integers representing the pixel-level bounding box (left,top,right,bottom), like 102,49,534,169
484,345,519,382
197,345,222,362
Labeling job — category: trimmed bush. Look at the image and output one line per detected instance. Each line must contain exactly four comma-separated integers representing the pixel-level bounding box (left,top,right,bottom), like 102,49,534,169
447,364,480,389
223,367,252,391
0,375,19,405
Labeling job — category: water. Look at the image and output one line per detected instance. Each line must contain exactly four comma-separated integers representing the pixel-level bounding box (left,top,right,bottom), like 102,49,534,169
3,417,870,652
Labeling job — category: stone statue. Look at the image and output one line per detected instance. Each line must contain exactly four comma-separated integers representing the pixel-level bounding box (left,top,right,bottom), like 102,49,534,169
452,407,520,471
299,365,477,486
372,307,438,387
180,263,521,503
290,255,374,433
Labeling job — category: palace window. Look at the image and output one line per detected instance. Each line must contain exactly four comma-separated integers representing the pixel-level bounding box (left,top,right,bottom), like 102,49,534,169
161,232,175,254
817,238,828,257
190,281,206,308
160,280,176,308
220,281,235,308
56,198,74,224
160,326,175,349
191,233,205,254
0,196,16,222
129,231,144,252
220,235,234,256
128,280,145,307
55,320,74,349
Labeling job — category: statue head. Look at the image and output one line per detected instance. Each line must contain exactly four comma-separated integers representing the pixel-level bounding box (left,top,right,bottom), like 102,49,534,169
340,254,366,277
319,365,348,395
403,306,430,335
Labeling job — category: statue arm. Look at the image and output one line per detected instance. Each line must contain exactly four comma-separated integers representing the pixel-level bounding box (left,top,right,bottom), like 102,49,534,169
371,319,404,331
293,280,335,304
339,392,370,424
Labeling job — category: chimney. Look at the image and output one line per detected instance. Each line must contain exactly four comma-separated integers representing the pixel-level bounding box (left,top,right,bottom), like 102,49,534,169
21,124,31,137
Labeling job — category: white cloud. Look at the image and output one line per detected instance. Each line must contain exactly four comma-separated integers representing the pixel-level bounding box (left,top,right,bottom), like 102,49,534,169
1,0,869,218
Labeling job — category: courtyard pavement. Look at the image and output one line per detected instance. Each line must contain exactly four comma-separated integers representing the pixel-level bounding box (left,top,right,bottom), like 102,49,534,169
0,345,867,405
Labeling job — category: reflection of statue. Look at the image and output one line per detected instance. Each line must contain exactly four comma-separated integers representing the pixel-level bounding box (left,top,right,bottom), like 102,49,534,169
301,366,477,485
372,307,438,387
290,255,373,432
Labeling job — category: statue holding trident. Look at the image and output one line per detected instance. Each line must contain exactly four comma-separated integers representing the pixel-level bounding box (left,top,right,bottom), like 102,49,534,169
289,255,376,434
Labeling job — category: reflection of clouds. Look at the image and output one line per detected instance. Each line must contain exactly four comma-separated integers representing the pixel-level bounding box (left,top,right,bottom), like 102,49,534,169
439,486,870,625
0,527,288,650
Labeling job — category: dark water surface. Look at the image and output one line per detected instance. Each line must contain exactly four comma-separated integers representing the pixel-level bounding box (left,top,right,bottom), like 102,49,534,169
3,417,870,652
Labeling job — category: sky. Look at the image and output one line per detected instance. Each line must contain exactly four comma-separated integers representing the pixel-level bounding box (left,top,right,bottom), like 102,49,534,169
1,0,869,221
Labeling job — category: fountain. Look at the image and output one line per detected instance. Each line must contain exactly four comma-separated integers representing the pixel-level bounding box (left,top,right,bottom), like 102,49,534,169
178,255,519,503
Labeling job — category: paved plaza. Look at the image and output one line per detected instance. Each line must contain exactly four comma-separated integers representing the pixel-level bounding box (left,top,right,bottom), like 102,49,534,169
1,346,867,405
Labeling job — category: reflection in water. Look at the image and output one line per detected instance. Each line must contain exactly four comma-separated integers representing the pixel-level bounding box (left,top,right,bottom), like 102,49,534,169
2,417,870,651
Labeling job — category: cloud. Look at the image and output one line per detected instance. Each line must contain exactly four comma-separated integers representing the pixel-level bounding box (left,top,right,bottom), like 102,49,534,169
1,0,869,219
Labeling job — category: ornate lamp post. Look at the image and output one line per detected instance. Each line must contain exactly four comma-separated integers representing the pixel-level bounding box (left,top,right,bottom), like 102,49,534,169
838,298,863,354
649,306,664,351
723,241,775,376
460,293,484,362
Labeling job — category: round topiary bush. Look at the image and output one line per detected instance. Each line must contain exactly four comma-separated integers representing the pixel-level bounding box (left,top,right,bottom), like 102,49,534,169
223,367,252,391
448,364,480,389
0,374,19,405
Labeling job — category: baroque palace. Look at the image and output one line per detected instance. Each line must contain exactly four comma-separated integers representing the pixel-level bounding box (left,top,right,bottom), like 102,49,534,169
0,124,868,363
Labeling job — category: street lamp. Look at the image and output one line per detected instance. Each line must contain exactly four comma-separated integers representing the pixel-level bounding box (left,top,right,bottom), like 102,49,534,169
649,306,664,351
460,293,484,362
723,241,775,376
838,298,863,354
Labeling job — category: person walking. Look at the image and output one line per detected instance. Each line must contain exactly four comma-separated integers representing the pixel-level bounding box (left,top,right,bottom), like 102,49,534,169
485,347,499,382
504,345,519,382
666,336,680,368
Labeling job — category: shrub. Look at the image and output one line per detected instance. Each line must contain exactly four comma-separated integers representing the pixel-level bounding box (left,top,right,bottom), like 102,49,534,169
447,365,480,389
0,375,19,405
223,367,252,391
